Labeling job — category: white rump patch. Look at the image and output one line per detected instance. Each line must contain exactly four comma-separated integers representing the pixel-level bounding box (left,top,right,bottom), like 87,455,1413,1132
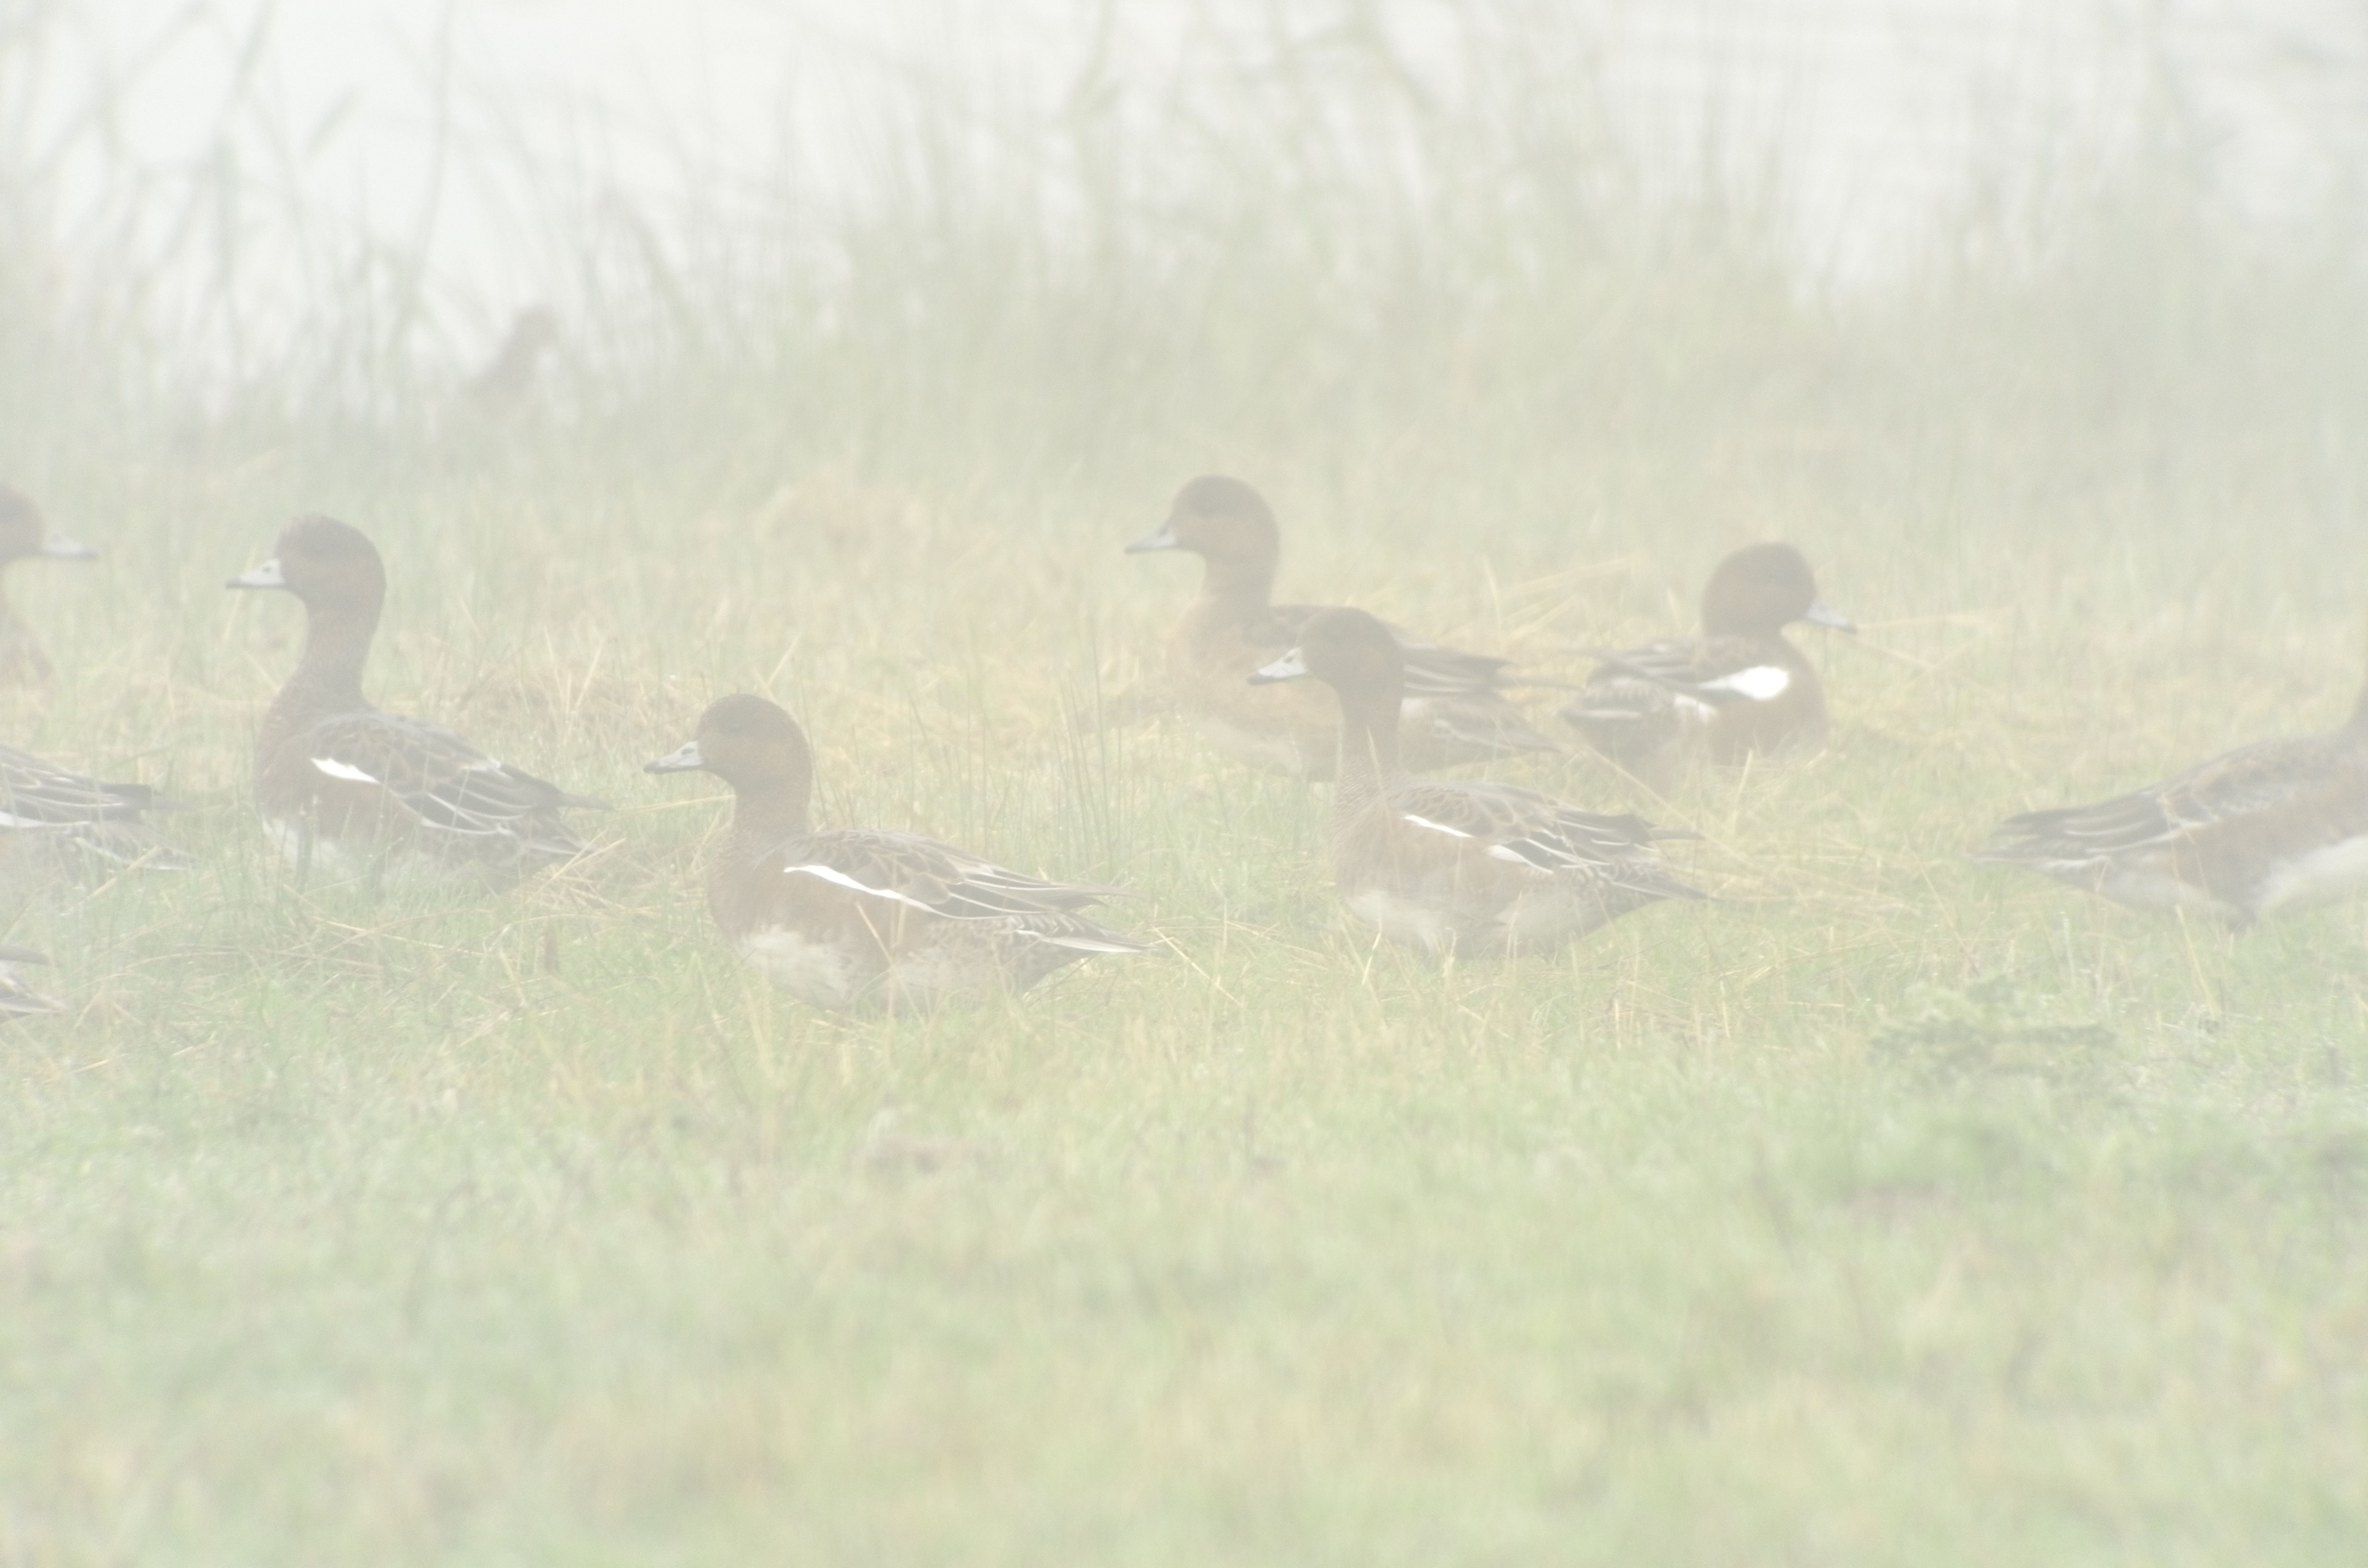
258,817,462,888
741,927,866,1009
1401,813,1473,839
2254,835,2368,915
787,862,940,914
1702,665,1790,701
1345,888,1460,955
311,757,380,784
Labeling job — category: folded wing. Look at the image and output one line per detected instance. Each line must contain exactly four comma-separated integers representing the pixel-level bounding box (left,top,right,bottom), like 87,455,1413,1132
298,711,603,864
1985,734,2349,862
789,829,1149,951
1389,778,1704,895
0,743,191,875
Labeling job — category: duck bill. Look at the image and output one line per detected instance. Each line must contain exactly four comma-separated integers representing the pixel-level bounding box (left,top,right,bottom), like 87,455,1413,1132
1248,648,1309,685
1123,522,1179,553
226,558,285,590
643,739,706,774
1803,598,1857,634
38,533,98,561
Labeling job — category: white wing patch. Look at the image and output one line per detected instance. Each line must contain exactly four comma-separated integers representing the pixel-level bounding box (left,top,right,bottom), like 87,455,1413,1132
1034,932,1147,954
1402,813,1474,839
787,862,939,913
311,757,381,784
1702,665,1790,701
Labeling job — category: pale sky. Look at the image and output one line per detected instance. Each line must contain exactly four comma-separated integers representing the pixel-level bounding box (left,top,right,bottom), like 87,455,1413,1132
16,0,2366,352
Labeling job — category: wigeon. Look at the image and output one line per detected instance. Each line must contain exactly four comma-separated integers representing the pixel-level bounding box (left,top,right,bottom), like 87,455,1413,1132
0,484,99,685
1252,608,1702,958
1979,668,2368,927
0,943,60,1017
1562,542,1853,781
1129,475,1556,778
466,306,559,416
0,742,190,890
227,516,604,886
647,694,1148,1010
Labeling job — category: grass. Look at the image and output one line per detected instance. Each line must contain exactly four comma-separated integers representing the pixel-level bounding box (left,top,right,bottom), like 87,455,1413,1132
3,3,2368,1562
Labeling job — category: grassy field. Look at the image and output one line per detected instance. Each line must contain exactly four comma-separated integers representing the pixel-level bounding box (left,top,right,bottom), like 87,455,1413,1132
4,6,2368,1563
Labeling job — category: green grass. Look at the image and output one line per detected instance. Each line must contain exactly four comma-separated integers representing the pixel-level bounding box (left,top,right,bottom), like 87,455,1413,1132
3,5,2368,1562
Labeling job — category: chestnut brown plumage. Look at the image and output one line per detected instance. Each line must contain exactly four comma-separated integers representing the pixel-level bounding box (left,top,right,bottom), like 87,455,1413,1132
228,515,604,886
1254,608,1702,958
647,694,1147,1010
1129,475,1557,778
1562,542,1853,781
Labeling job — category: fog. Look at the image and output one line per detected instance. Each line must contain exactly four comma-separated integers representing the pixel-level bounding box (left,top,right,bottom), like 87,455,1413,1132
7,2,2368,1560
28,0,2368,351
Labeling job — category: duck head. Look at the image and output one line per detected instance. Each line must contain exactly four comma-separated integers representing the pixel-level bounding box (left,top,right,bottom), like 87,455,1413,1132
1249,606,1405,697
227,514,387,622
1700,542,1852,639
647,693,815,828
1127,475,1282,584
0,484,97,566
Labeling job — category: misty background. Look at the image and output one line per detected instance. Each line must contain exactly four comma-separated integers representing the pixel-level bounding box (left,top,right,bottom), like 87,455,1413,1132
7,2,2366,622
15,3,2365,323
9,5,2368,1559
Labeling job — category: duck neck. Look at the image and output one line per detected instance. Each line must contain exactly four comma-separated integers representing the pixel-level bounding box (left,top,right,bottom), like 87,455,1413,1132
1194,547,1277,623
260,599,379,753
1703,600,1795,647
726,773,812,856
0,560,29,631
1332,679,1403,808
0,579,45,681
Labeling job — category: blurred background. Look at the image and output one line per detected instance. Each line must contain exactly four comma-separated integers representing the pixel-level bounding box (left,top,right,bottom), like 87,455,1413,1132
9,0,2368,719
25,1,2368,327
12,11,2368,1556
6,1,2364,598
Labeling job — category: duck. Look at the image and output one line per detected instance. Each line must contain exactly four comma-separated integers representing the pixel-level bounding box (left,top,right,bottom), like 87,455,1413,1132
0,943,61,1017
0,484,99,685
465,306,559,417
646,694,1148,1010
1250,607,1703,958
1977,668,2368,928
226,515,605,887
1561,542,1853,782
1128,475,1557,778
0,741,191,897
